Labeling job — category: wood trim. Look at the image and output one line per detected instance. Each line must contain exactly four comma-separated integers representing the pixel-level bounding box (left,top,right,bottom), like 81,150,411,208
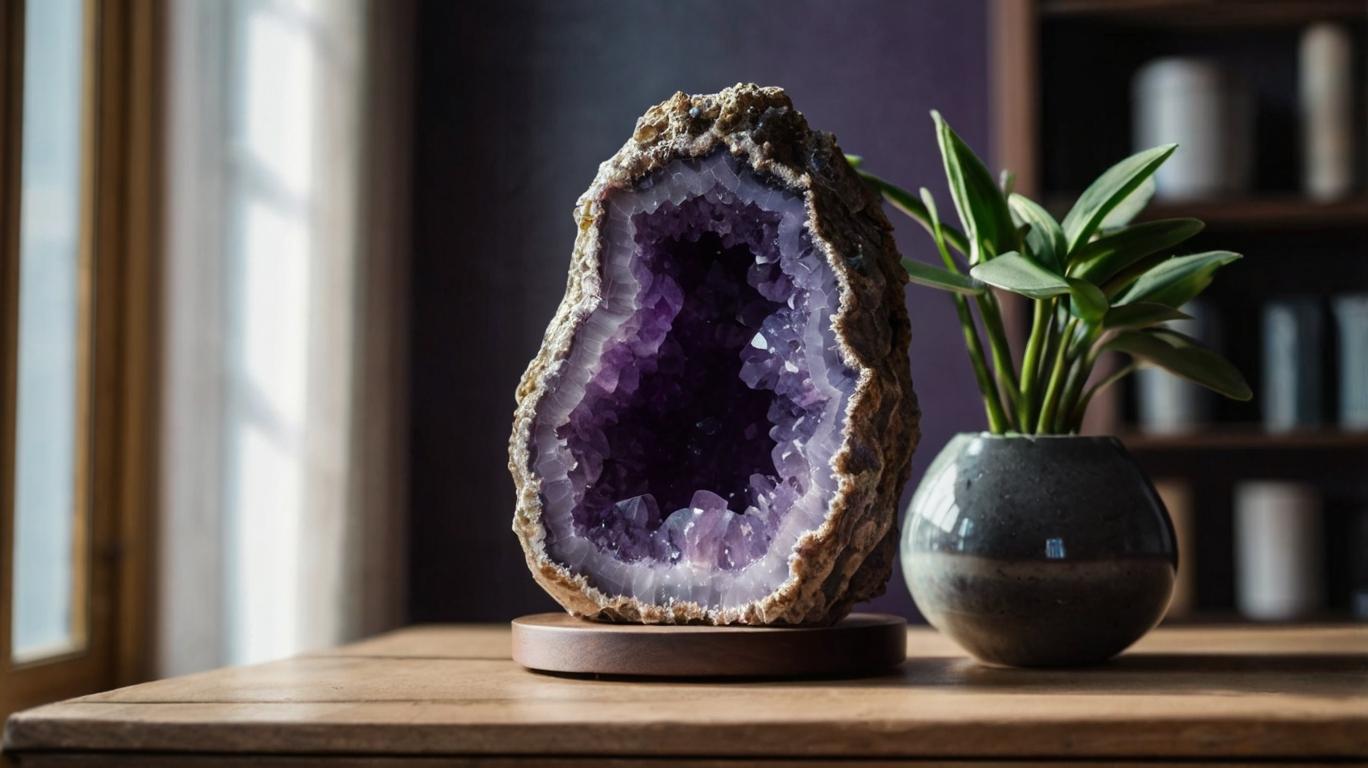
991,0,1039,198
68,0,101,669
0,0,27,685
83,0,165,691
989,0,1039,357
110,0,165,688
79,0,120,698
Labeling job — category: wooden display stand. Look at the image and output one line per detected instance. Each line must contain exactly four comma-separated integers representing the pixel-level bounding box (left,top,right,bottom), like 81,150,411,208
511,612,906,678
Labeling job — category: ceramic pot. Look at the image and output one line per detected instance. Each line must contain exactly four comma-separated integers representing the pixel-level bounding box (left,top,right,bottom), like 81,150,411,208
902,433,1177,667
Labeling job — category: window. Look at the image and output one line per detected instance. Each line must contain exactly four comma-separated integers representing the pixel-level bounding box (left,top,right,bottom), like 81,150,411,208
0,0,161,718
2,0,411,713
10,0,89,668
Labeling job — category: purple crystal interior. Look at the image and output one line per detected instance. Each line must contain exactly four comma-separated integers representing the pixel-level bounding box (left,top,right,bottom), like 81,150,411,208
531,151,856,609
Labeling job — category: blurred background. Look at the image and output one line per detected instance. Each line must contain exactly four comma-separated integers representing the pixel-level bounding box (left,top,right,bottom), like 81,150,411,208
0,0,1364,715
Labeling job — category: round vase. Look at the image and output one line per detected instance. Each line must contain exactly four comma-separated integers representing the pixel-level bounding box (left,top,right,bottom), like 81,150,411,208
901,433,1177,667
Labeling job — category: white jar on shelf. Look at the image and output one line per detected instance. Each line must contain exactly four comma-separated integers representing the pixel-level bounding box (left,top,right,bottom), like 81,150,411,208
1136,303,1213,434
1235,481,1324,621
1299,23,1355,201
1133,57,1253,201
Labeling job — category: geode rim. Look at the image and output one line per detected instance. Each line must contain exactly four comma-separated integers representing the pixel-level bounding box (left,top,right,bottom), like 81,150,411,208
509,83,919,625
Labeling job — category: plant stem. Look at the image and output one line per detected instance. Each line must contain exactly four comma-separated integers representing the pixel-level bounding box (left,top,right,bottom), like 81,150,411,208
1017,298,1053,429
953,295,1009,433
976,292,1022,430
1055,329,1100,433
1035,316,1080,433
1035,315,1058,400
1055,358,1087,433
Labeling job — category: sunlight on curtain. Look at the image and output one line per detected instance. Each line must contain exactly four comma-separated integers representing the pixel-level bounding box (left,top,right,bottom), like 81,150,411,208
227,9,317,657
161,0,365,672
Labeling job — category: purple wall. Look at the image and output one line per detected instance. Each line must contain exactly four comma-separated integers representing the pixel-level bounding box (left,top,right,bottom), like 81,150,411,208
408,0,991,621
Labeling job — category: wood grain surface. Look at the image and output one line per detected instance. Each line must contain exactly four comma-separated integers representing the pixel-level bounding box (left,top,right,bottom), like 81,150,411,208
4,759,1361,768
510,612,906,678
4,624,1366,764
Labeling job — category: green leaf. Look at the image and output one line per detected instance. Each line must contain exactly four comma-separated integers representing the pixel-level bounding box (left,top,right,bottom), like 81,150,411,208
844,154,863,169
1061,144,1177,252
858,171,970,255
1150,327,1213,348
1099,176,1156,230
1118,250,1242,308
932,110,1017,263
902,258,986,296
1070,218,1205,283
1000,169,1016,196
1009,193,1067,274
1066,277,1108,324
919,187,957,268
969,251,1070,299
1102,302,1192,330
1105,330,1252,400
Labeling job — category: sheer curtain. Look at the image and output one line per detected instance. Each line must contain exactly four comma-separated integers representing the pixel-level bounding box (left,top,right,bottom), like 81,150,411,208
159,0,411,673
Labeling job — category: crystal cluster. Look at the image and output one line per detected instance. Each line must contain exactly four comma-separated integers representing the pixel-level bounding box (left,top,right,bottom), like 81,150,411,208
510,84,918,624
533,152,853,605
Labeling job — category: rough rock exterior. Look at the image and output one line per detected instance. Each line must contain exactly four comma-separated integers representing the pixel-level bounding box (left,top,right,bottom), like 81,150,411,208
509,84,918,625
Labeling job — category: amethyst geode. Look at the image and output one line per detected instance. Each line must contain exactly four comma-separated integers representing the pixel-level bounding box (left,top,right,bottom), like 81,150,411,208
509,84,918,624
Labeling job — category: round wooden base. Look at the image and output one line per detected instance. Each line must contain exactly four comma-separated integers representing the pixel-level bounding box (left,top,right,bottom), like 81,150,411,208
511,612,906,679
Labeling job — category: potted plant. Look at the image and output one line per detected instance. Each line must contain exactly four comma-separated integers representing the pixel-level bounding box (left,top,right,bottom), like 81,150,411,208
852,113,1251,667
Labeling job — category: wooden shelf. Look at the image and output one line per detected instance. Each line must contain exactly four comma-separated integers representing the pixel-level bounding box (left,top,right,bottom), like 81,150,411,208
1042,196,1368,232
1042,0,1368,27
1123,428,1368,452
1122,429,1368,479
1143,198,1368,231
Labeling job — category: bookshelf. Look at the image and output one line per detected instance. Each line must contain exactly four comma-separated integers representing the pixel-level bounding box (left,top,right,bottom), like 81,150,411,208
991,0,1368,621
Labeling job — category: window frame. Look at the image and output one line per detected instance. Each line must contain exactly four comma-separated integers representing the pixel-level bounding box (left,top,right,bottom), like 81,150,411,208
0,0,162,719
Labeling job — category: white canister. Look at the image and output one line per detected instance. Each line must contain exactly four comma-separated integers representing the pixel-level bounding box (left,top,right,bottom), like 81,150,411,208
1332,294,1368,429
1235,481,1324,621
1299,23,1355,200
1133,57,1254,201
1136,303,1213,434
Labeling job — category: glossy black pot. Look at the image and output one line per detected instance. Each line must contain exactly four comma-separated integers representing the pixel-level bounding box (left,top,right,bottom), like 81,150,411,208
901,433,1177,667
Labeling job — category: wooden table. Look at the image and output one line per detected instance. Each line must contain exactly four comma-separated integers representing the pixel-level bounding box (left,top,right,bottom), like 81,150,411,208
4,624,1366,766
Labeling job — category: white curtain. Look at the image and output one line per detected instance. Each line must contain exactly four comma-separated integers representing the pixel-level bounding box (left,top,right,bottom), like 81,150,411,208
159,0,410,673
